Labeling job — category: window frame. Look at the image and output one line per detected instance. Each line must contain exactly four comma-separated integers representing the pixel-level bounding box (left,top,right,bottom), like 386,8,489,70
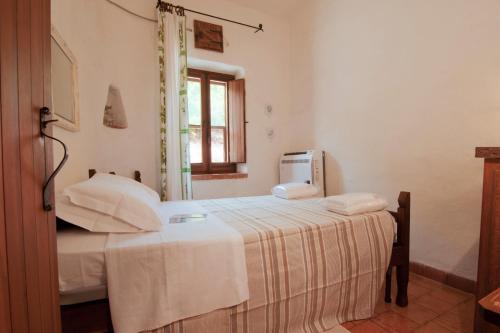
188,68,236,175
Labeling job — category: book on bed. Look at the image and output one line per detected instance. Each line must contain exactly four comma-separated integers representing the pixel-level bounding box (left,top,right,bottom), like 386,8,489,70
169,214,207,224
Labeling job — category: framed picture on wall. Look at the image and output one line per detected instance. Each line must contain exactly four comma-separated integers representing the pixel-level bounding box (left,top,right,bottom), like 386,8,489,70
51,26,80,131
194,20,224,53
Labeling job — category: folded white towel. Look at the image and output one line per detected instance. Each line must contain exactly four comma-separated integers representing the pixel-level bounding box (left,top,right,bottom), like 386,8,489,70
321,193,388,216
272,183,319,199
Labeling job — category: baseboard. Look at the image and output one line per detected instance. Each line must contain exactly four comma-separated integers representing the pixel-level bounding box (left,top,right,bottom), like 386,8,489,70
410,261,476,294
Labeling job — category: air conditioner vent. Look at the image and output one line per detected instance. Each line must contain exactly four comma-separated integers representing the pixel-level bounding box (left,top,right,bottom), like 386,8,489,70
281,159,309,164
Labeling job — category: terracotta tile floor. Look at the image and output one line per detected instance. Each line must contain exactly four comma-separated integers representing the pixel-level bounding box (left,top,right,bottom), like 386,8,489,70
342,273,475,333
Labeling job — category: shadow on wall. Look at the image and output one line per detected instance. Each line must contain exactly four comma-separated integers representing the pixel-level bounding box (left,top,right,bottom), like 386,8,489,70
324,151,344,196
451,238,479,283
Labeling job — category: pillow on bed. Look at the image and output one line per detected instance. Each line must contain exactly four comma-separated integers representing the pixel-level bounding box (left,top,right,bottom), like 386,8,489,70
56,194,142,233
62,173,162,231
321,193,388,216
272,182,319,199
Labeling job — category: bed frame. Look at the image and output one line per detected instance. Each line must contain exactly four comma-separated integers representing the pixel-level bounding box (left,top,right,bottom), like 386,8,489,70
60,170,411,332
88,169,142,182
385,191,411,307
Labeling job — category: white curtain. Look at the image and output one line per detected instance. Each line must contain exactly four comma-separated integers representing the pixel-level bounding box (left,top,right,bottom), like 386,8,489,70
157,9,192,201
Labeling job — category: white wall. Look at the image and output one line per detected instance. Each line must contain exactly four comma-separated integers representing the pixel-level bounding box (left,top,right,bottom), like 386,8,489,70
52,0,293,199
52,0,491,280
290,0,500,280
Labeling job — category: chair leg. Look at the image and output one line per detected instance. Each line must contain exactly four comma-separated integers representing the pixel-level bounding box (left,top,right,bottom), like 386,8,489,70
396,263,409,307
385,266,392,303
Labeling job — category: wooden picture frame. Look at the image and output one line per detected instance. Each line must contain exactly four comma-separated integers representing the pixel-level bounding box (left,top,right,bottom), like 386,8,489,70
194,20,224,53
51,26,80,132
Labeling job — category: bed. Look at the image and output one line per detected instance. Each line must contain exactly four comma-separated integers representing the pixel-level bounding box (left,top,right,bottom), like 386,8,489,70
59,170,410,333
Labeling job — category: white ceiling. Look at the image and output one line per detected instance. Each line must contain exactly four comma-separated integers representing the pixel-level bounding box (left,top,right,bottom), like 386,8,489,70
225,0,302,18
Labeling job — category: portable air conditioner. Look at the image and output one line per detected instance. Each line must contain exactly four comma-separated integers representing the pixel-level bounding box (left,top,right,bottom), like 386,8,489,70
279,150,326,197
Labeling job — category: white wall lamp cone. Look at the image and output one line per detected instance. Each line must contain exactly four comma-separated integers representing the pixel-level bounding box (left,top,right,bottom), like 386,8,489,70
103,84,128,129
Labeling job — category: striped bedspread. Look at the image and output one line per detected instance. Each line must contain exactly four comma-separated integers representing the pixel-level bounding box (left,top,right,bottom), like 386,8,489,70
148,196,394,333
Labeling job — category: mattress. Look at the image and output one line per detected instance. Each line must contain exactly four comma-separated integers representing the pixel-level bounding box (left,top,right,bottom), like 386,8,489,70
58,195,395,333
57,227,108,304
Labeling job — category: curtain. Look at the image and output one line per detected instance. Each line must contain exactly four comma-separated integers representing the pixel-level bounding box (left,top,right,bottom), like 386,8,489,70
157,9,192,201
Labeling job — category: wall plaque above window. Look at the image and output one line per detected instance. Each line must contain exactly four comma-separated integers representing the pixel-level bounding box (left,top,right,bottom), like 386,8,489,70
194,20,224,53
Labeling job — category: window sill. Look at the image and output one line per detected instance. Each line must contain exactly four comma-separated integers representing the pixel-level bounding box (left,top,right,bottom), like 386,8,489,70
192,173,248,181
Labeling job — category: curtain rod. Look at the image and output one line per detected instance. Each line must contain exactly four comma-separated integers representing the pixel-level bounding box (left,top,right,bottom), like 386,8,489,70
156,0,264,33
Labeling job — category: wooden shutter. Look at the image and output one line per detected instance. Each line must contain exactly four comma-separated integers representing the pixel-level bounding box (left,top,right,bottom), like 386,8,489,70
228,79,246,163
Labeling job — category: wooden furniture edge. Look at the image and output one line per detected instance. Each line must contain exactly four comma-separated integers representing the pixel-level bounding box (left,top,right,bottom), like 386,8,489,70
476,147,500,159
478,288,500,327
409,261,476,293
478,288,500,314
474,154,500,333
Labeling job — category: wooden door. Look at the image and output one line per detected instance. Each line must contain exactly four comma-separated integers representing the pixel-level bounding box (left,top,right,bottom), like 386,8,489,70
0,0,61,332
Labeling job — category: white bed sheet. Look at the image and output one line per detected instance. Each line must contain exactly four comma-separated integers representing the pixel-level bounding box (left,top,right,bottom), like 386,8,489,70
105,200,248,333
57,200,249,329
57,228,108,294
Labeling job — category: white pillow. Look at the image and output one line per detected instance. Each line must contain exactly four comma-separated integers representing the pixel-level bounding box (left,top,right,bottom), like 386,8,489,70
272,182,319,199
62,173,162,231
56,194,142,233
321,192,388,216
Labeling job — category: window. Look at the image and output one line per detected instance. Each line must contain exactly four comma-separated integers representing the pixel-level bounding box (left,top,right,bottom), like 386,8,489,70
188,69,246,174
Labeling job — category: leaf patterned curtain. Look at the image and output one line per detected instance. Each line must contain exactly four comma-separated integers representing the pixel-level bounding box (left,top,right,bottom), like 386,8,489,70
157,9,192,201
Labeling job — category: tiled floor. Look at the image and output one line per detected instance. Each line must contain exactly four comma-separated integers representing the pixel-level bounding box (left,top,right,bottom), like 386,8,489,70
342,273,475,333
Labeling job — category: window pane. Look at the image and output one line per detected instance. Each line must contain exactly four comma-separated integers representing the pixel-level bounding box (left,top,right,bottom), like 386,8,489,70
189,127,202,163
211,128,226,163
188,78,201,125
210,81,227,163
210,81,226,126
188,78,202,164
